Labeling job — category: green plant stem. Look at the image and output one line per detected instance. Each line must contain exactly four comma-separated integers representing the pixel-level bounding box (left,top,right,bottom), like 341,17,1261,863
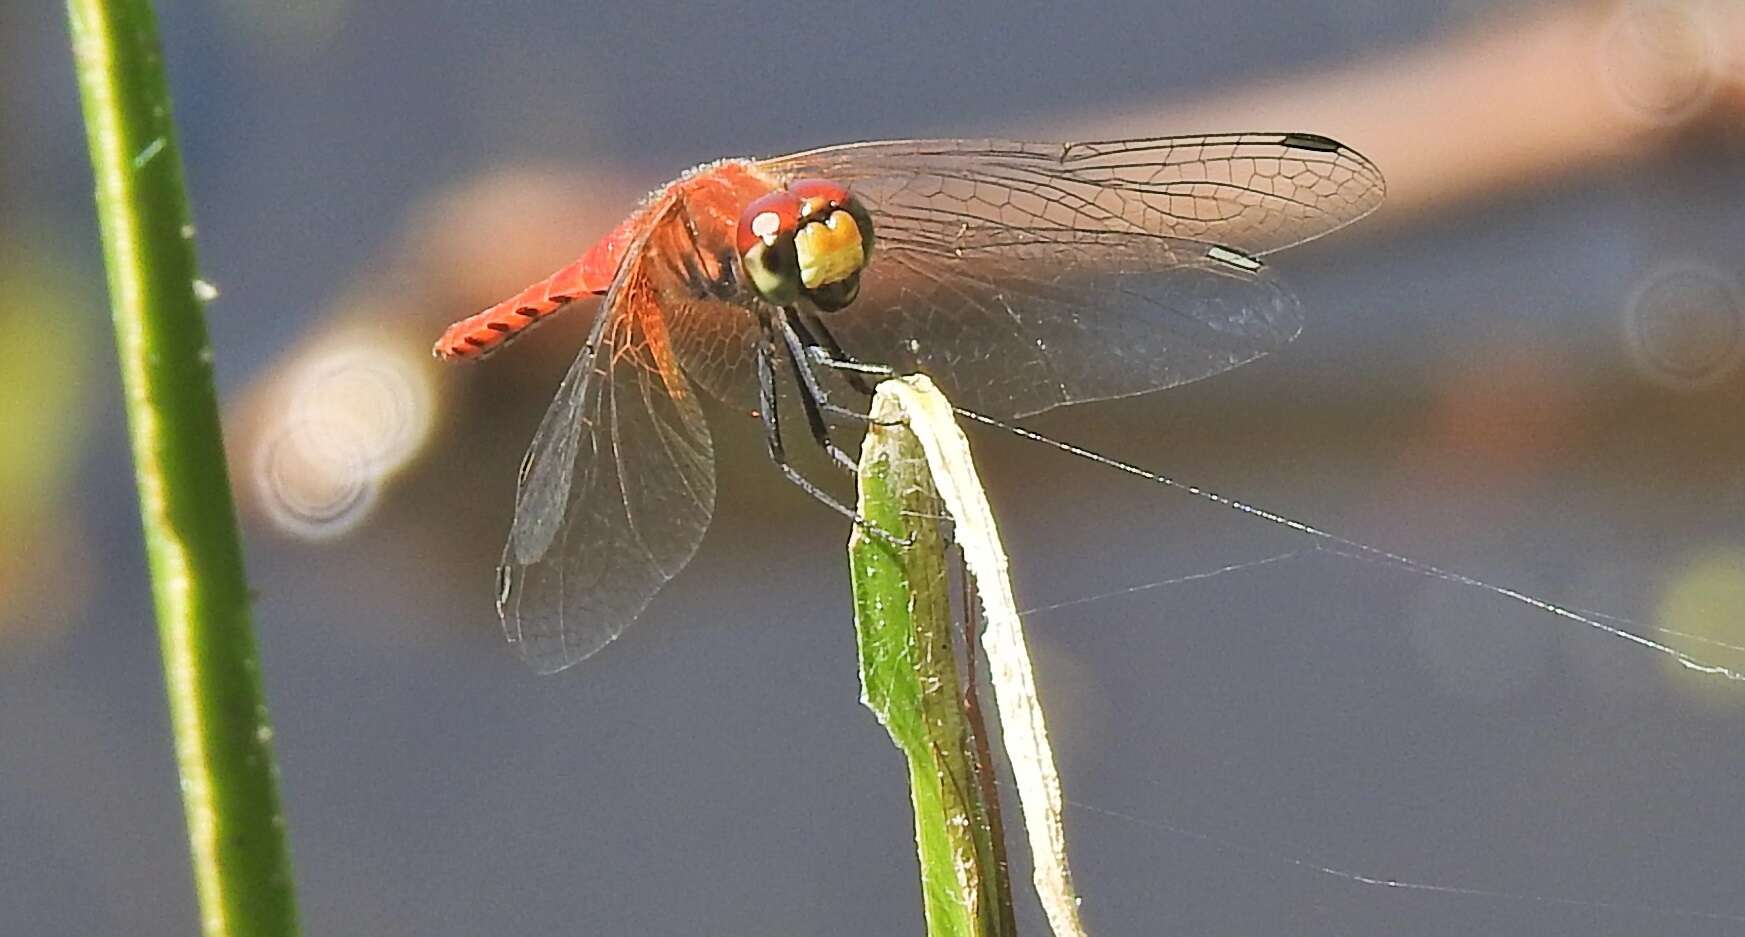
67,2,298,935
851,406,1014,937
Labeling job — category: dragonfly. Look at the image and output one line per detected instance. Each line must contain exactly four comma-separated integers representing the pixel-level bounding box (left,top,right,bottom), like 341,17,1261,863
434,132,1385,674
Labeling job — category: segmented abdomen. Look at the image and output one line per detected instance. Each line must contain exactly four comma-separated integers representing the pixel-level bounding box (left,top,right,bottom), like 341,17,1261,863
432,260,597,361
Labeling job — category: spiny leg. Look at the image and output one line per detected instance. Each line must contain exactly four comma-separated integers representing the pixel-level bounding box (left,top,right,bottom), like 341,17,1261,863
755,318,912,549
784,309,905,428
770,312,858,472
754,334,865,523
792,309,900,391
775,308,877,428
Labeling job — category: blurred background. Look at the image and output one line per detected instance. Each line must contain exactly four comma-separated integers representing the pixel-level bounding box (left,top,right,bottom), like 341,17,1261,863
8,0,1745,934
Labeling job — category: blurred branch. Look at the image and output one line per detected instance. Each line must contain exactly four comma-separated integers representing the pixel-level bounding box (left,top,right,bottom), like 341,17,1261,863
66,0,299,935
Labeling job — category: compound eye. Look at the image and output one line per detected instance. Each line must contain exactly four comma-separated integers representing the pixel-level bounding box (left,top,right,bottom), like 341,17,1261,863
736,191,803,307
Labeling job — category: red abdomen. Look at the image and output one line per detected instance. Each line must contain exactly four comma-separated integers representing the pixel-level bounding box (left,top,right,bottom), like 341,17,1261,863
432,208,647,361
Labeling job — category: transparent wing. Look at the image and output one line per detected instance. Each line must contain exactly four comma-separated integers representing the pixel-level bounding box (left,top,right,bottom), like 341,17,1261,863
497,211,717,674
765,133,1384,257
661,296,756,403
762,132,1384,416
833,237,1301,417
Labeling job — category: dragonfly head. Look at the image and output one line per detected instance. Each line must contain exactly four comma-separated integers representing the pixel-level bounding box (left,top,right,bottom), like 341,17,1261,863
737,179,875,312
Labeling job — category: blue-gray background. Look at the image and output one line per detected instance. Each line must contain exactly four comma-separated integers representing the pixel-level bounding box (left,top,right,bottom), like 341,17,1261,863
6,1,1745,934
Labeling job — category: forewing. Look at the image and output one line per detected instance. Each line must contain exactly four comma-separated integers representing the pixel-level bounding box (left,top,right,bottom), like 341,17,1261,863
764,132,1384,257
498,222,717,674
760,133,1381,417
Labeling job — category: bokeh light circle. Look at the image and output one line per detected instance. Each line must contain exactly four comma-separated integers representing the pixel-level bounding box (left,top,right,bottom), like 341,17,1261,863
1621,262,1745,391
252,339,435,540
287,347,433,472
1654,548,1745,708
1598,0,1727,126
254,419,378,541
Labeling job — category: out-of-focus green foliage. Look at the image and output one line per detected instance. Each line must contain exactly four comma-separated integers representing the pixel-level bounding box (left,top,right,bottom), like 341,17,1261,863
0,251,95,641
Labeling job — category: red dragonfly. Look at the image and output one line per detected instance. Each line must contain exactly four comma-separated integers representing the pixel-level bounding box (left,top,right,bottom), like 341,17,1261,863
434,133,1384,673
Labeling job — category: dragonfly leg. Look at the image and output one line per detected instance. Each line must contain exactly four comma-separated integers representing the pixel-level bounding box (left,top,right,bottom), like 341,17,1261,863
779,309,905,428
788,310,890,395
786,312,909,427
807,347,895,380
755,339,857,512
763,314,858,471
788,360,859,472
756,332,912,549
774,315,874,458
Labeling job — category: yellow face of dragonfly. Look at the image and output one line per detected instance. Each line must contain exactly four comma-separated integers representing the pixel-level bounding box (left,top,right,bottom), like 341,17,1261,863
794,206,866,291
